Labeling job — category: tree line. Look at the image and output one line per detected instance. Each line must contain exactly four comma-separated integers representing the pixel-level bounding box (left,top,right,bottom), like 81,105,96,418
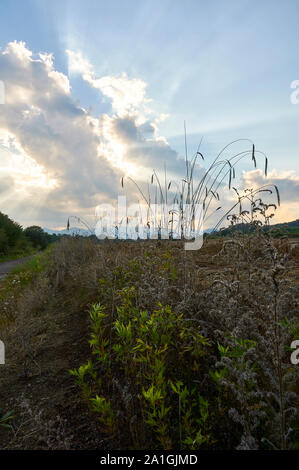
0,212,62,258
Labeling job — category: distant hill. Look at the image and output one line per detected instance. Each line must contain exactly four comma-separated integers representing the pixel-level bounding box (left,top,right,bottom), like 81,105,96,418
43,219,299,239
45,226,214,238
212,219,299,237
44,227,92,237
271,219,299,229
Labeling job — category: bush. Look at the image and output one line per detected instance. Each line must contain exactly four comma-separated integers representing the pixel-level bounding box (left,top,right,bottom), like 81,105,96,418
69,225,298,450
70,288,211,449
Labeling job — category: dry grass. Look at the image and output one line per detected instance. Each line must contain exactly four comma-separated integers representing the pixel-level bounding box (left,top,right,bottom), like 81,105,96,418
0,231,298,449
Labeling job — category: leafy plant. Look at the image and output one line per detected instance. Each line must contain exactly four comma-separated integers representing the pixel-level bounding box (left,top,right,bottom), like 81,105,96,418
71,289,211,449
0,409,14,429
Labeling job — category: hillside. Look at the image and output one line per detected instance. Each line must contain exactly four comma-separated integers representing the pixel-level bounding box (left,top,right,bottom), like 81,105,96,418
212,219,299,238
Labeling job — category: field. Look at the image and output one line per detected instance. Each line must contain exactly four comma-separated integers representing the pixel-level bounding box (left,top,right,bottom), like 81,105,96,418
0,229,298,450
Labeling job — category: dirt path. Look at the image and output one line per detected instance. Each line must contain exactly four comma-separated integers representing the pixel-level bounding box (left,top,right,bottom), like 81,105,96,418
0,289,104,449
0,256,34,279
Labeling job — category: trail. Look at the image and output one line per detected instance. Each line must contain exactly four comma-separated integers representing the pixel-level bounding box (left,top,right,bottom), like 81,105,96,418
0,256,33,279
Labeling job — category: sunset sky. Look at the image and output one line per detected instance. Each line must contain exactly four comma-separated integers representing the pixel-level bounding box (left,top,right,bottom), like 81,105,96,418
0,0,298,230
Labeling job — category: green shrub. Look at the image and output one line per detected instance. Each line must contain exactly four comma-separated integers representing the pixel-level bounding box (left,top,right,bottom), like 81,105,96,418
70,287,211,449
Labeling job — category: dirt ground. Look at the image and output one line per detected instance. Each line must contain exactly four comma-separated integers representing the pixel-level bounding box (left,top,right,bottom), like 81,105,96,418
0,287,107,449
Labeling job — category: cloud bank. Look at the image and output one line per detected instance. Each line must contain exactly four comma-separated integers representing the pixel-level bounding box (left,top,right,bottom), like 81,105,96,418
0,42,297,229
0,42,183,228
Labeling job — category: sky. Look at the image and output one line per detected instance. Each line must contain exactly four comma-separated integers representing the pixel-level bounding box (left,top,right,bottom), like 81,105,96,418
0,0,298,230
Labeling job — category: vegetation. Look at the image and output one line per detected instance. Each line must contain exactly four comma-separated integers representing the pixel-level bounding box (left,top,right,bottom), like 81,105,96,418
0,212,32,260
70,296,211,449
0,141,297,450
24,226,55,250
0,219,297,449
212,219,299,239
117,139,279,242
0,409,14,429
67,223,298,450
0,212,64,261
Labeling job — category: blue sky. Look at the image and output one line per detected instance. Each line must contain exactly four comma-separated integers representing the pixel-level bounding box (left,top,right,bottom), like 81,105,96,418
0,0,298,228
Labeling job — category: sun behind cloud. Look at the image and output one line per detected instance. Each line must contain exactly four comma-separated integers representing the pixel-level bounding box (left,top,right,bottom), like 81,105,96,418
0,41,183,227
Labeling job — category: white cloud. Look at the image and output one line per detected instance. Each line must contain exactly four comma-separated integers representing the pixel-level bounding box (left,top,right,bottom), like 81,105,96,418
2,42,296,230
66,49,93,77
239,169,299,223
0,42,183,228
241,169,299,202
0,41,121,227
91,72,151,117
66,49,151,118
65,49,188,180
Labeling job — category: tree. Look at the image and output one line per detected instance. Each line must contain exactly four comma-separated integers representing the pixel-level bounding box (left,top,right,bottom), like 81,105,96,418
0,212,23,247
24,226,48,249
0,228,9,255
